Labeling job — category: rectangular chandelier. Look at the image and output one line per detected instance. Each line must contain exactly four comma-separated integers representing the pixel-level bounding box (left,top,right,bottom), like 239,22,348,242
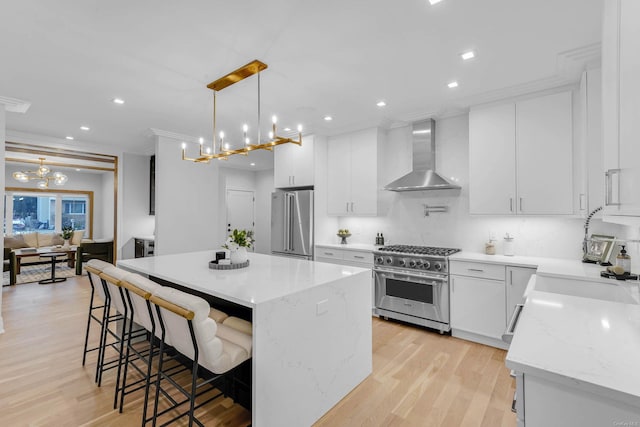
182,60,302,163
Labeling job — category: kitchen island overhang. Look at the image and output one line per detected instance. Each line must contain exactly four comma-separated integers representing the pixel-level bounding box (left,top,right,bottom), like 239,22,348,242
118,251,372,427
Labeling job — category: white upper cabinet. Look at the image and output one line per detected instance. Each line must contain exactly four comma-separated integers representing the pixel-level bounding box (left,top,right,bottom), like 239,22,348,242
469,91,573,215
602,0,640,220
469,103,517,214
327,128,380,216
516,92,573,214
274,134,314,188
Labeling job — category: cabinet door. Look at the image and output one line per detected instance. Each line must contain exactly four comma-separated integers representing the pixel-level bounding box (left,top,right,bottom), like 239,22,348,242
601,0,620,174
618,0,639,170
291,135,314,187
506,266,536,321
349,129,378,215
516,92,573,214
327,135,352,215
616,0,640,215
450,275,506,339
274,143,295,188
274,135,314,188
469,103,517,214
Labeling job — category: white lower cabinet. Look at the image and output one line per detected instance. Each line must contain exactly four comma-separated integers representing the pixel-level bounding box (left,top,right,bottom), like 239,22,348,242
449,260,534,349
315,245,374,309
514,372,640,426
450,274,506,340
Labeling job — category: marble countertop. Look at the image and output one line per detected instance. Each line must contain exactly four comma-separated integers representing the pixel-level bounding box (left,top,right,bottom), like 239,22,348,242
452,251,638,286
450,251,555,268
506,289,640,408
315,243,380,252
118,251,369,308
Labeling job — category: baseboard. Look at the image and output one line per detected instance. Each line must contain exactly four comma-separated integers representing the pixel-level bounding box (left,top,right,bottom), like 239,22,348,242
452,329,509,350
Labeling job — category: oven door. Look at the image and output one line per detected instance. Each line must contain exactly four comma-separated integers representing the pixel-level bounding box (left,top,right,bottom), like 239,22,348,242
374,267,449,324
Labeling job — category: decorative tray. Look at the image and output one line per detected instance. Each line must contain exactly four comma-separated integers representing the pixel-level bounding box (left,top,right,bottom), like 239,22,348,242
600,271,639,281
209,260,250,270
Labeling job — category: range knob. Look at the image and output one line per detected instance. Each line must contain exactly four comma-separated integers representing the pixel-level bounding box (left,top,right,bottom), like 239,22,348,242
422,261,431,269
384,257,393,265
375,256,384,264
408,259,417,268
398,258,407,267
415,259,424,267
434,262,443,271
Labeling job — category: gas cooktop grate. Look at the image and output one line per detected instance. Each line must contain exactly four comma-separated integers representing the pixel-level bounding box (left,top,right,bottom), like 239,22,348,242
376,245,461,256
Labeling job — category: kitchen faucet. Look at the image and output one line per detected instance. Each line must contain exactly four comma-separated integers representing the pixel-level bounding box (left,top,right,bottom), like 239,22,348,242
582,206,603,262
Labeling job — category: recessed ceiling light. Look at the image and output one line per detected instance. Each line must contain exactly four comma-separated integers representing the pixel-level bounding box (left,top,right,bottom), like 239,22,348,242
376,101,387,107
429,0,443,4
250,163,256,166
75,168,81,172
80,126,90,131
112,98,125,104
284,127,292,131
65,136,74,140
447,81,459,89
461,51,476,61
324,115,333,121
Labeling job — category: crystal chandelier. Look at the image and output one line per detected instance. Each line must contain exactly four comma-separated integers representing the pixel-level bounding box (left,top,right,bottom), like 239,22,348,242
12,158,68,189
181,60,302,163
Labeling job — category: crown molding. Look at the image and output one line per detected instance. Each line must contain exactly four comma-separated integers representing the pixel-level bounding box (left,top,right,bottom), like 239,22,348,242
0,95,31,113
148,128,201,144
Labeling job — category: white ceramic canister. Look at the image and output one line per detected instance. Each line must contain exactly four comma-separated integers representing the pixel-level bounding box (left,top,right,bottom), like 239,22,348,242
504,233,515,256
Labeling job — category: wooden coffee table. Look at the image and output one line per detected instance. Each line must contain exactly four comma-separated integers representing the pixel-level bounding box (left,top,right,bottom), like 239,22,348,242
13,247,77,275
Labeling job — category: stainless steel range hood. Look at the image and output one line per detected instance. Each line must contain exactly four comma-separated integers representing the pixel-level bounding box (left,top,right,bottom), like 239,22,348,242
384,119,461,192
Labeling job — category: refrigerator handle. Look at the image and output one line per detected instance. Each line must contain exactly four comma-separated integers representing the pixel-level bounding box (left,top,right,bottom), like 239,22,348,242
289,193,295,251
284,193,291,251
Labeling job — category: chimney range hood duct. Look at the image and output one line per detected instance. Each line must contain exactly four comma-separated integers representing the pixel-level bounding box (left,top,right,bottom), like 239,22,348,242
384,119,461,192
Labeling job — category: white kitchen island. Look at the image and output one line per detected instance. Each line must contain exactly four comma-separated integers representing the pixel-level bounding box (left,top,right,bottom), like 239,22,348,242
118,251,372,427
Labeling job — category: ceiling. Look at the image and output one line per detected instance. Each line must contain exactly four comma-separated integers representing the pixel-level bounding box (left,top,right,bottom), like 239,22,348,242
0,0,603,170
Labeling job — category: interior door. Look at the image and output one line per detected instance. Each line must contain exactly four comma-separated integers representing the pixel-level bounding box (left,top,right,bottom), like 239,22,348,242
226,189,255,251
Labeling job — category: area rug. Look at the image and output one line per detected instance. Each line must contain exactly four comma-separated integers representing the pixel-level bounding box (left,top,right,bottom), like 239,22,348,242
3,263,79,285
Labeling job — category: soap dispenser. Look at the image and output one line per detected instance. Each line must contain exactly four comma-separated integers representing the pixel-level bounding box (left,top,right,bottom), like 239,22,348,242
616,245,631,273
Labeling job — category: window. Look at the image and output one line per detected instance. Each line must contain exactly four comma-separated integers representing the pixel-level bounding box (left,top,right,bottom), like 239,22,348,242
4,191,92,237
10,194,56,234
62,196,89,230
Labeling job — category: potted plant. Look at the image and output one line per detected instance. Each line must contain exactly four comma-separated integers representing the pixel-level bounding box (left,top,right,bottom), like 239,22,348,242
61,225,74,249
223,229,254,264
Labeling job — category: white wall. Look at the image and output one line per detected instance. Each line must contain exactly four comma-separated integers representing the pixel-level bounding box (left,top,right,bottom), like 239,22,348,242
333,114,628,262
154,135,220,256
121,153,155,259
254,169,274,254
312,135,338,250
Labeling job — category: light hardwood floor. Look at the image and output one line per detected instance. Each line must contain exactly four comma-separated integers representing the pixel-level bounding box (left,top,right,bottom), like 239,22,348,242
0,275,515,426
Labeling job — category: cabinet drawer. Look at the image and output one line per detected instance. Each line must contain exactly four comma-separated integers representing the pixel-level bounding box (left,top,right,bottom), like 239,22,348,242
343,251,373,266
315,248,345,260
450,261,505,281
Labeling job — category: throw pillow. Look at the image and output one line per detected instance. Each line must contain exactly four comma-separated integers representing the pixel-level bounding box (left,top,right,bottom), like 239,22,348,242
37,232,56,247
22,232,39,248
4,235,28,249
71,230,85,246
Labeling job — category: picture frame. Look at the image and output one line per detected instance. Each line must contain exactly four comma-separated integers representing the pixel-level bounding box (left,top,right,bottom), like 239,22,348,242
583,234,615,264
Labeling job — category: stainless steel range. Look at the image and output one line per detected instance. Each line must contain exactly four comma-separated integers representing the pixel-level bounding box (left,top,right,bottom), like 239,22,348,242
373,245,461,333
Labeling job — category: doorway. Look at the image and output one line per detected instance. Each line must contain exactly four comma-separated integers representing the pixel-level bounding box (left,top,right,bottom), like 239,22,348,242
225,189,255,252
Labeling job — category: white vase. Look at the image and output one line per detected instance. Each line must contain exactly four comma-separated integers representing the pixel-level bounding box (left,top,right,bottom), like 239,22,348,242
230,247,248,264
62,239,71,250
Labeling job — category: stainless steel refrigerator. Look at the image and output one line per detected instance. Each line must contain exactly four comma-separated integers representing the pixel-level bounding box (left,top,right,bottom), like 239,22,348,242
271,189,314,260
